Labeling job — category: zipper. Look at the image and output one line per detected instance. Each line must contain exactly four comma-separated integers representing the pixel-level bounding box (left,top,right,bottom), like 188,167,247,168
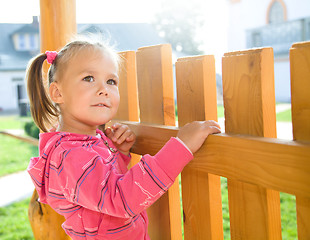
104,140,116,153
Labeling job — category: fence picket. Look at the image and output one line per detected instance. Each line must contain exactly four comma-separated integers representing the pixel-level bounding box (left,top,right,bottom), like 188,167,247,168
136,44,182,240
176,56,223,240
114,51,139,122
113,51,141,168
222,48,282,239
290,41,310,240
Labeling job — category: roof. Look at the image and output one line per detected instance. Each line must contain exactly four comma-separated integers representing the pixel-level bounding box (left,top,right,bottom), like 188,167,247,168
11,24,39,35
0,22,166,71
0,23,35,70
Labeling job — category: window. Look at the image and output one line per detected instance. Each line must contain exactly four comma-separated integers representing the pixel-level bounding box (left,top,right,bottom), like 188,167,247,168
29,34,36,49
268,1,285,24
18,34,26,50
252,32,262,47
13,33,39,51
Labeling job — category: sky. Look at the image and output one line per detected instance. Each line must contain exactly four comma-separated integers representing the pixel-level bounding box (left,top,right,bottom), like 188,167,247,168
0,0,228,71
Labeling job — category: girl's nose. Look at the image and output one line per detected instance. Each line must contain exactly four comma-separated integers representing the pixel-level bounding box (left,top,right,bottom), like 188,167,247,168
98,84,108,96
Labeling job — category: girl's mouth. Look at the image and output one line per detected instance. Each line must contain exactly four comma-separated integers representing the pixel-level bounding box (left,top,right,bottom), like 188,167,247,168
92,103,110,108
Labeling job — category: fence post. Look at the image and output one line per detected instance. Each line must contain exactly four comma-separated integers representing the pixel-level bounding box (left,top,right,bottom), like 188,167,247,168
290,41,310,240
176,56,223,239
28,0,76,239
222,48,282,239
136,44,182,240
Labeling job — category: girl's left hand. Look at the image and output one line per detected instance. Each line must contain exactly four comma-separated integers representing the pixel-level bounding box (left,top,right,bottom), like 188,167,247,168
104,123,136,156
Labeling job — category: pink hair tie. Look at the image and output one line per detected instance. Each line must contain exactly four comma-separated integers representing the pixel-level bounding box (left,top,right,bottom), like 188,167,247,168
45,51,58,64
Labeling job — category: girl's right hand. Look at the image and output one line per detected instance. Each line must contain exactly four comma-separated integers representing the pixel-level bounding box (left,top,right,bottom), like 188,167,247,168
177,120,221,154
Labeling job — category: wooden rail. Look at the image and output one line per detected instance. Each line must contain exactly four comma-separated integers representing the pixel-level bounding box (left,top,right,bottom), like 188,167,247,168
0,131,38,146
27,0,310,239
117,121,310,198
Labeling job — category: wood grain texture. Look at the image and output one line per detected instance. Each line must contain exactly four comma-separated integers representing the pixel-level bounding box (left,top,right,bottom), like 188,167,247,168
136,44,181,240
28,1,77,239
290,42,310,142
290,41,310,240
39,0,77,53
113,51,141,167
176,55,223,240
136,44,175,126
116,121,310,199
114,51,139,122
222,47,281,240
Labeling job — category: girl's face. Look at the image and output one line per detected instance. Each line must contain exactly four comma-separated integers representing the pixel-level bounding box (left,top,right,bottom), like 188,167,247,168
51,47,120,134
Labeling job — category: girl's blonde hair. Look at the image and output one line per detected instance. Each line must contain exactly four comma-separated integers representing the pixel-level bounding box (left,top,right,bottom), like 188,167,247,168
26,36,120,132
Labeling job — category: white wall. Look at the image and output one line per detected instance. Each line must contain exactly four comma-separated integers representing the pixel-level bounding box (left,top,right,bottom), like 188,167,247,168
228,0,271,51
274,58,291,102
227,0,310,102
228,0,310,51
0,71,26,111
286,0,310,20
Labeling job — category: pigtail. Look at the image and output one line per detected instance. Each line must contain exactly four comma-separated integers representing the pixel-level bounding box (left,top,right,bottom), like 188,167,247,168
26,53,58,132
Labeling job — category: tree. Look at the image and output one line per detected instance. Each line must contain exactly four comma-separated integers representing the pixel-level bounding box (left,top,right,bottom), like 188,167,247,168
153,0,206,55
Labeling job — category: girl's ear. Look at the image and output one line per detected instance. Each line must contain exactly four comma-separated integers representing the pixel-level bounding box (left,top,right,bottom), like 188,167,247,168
49,82,63,104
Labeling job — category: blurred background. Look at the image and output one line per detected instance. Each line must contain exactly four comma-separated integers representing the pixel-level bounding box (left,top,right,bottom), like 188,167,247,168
1,0,309,116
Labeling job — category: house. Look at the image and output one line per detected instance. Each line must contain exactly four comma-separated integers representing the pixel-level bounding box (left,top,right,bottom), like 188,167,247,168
0,17,167,114
0,17,39,114
227,0,310,102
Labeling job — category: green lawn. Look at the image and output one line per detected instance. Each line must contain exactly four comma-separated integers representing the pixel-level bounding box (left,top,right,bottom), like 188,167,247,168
0,116,31,130
0,134,38,177
276,108,292,122
217,105,225,118
0,198,34,240
221,177,297,239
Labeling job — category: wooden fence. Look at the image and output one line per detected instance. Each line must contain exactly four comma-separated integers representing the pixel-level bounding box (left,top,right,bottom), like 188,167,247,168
106,42,309,240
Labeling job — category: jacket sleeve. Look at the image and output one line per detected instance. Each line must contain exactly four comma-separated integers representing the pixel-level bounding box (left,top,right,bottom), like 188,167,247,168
51,137,193,218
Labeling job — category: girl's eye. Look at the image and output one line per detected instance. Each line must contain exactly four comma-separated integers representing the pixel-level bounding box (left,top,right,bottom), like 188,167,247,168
83,76,94,82
107,79,117,85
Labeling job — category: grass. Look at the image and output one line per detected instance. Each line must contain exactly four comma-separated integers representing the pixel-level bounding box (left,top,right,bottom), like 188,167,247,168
0,134,38,177
0,115,38,177
221,178,297,239
0,116,36,239
276,108,292,122
0,197,34,240
280,193,298,239
0,115,31,130
217,105,225,118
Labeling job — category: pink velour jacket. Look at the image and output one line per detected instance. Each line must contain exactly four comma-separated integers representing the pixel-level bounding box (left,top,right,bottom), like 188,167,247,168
27,129,193,239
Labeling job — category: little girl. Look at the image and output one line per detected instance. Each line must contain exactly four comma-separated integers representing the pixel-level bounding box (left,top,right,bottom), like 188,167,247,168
26,37,221,240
